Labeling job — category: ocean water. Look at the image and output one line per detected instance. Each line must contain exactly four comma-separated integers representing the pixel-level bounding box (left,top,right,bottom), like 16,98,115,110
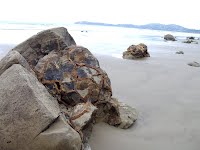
0,23,199,58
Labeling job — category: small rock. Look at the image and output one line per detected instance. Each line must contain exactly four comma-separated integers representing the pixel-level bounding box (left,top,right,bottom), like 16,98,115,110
187,36,195,40
188,61,200,67
176,51,184,54
164,34,176,41
183,40,198,44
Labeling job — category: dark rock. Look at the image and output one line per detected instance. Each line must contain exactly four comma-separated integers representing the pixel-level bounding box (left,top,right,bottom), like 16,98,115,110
188,61,200,67
183,40,198,44
187,36,195,40
176,51,184,54
164,34,176,41
123,43,150,59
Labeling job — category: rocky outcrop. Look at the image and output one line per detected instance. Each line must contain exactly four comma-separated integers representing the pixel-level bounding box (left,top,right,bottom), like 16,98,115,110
12,27,76,68
0,64,81,150
164,34,176,41
0,27,137,150
188,61,200,67
123,43,150,59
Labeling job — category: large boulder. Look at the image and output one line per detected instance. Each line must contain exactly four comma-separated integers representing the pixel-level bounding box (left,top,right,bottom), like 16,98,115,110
164,34,176,41
35,46,112,107
0,64,81,150
12,27,76,68
123,43,150,59
1,27,137,149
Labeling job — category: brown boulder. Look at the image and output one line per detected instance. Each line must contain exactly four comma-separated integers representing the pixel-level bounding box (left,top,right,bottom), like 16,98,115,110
123,43,150,59
35,46,112,107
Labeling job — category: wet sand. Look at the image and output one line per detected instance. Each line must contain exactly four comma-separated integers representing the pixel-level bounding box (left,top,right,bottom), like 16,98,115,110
89,44,200,150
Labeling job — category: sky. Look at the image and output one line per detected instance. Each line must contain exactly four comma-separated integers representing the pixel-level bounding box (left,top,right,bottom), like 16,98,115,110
0,0,199,29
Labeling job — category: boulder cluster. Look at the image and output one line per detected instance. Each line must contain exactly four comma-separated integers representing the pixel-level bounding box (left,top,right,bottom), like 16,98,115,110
0,27,137,150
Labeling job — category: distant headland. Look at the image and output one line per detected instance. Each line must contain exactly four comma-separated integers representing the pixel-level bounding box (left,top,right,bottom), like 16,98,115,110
75,21,200,34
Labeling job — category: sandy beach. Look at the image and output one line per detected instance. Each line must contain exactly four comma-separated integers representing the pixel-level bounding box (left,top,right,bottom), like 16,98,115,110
1,42,200,150
88,44,200,150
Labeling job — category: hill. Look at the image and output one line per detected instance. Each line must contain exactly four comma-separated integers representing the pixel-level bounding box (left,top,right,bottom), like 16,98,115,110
75,21,200,33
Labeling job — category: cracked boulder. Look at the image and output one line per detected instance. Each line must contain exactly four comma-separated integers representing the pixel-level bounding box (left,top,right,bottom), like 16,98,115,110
35,46,112,106
0,64,81,150
12,27,76,68
123,43,150,59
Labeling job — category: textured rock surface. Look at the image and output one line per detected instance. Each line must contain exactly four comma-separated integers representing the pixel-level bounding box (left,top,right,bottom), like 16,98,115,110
12,27,76,68
96,98,137,129
30,114,82,150
164,34,176,41
35,46,112,106
0,50,34,76
69,102,97,131
188,61,200,67
0,64,81,150
123,43,150,59
117,101,138,129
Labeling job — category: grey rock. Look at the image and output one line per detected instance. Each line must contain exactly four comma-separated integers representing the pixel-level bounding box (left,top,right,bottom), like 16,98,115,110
30,114,82,150
176,51,184,54
12,27,76,68
164,34,176,41
182,39,198,44
0,64,81,150
188,61,200,67
0,50,35,76
117,101,138,129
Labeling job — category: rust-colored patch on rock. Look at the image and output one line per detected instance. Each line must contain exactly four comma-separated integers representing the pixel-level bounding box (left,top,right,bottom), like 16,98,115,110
35,46,112,107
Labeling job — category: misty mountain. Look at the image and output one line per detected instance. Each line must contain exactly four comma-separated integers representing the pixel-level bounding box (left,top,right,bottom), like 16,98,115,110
75,21,200,33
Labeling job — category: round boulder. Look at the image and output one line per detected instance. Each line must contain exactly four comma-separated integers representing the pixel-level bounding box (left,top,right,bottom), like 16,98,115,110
35,46,112,107
123,43,150,59
164,34,176,41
